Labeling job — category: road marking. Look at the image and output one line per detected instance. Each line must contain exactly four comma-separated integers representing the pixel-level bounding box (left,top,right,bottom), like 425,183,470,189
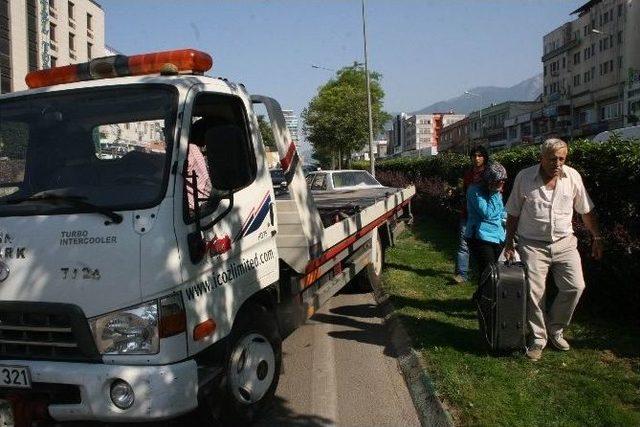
310,299,338,426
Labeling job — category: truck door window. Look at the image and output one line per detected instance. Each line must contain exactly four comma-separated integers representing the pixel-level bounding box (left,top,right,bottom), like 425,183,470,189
184,93,256,223
0,85,178,217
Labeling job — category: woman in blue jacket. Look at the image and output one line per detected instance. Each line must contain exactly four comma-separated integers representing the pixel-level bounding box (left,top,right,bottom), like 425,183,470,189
465,161,508,284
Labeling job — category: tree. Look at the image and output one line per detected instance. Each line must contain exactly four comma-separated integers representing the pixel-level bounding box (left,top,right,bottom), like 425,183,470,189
302,66,390,168
257,115,276,149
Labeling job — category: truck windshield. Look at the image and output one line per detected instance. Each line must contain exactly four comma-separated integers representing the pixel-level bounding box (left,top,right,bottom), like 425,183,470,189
0,85,177,216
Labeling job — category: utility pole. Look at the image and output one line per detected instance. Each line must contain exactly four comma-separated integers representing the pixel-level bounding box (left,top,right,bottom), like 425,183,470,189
362,0,375,176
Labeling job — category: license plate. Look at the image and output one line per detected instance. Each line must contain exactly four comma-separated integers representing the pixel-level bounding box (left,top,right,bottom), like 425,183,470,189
0,365,31,388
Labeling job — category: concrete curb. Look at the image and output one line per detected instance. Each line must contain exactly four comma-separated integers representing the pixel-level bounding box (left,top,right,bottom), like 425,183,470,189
373,283,454,427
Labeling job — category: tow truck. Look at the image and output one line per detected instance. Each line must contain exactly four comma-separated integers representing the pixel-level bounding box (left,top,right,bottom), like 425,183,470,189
0,49,414,425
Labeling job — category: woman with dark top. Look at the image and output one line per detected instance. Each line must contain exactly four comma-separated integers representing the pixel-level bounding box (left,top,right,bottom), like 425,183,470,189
465,161,508,284
454,146,489,283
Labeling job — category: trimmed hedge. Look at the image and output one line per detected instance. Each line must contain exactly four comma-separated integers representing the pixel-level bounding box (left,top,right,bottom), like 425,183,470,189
356,139,640,323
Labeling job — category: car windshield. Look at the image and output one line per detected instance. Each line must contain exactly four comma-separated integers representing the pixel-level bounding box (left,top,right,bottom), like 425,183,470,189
331,171,380,188
0,85,177,216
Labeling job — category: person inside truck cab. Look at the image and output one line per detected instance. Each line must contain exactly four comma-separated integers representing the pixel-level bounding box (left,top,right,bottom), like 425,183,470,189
185,118,213,215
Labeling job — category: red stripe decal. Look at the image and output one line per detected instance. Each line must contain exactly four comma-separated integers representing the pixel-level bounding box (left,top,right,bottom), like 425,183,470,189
280,142,297,172
304,198,411,276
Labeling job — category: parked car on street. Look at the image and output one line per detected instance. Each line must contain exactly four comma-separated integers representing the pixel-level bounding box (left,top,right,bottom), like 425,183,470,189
306,169,384,193
270,168,288,194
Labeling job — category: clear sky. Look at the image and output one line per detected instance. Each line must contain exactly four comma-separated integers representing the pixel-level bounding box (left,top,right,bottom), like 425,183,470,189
99,0,583,117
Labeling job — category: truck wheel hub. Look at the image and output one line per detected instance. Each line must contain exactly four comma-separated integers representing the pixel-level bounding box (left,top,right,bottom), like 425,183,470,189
229,333,275,404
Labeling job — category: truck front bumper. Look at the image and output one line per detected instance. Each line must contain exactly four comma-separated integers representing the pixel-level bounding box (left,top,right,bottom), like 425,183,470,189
0,358,198,422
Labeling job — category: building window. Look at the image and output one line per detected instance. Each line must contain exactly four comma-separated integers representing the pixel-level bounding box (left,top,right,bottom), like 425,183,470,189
562,57,566,68
544,65,547,76
618,4,623,17
50,23,56,42
0,0,11,93
68,1,74,19
49,0,55,8
574,52,580,65
69,33,75,51
50,56,57,67
87,13,92,30
591,66,595,80
573,74,580,87
87,42,92,59
618,56,623,69
618,31,623,45
27,0,37,72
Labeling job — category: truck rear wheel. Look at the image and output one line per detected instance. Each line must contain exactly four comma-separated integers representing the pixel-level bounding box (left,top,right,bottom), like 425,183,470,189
353,231,385,292
201,304,282,426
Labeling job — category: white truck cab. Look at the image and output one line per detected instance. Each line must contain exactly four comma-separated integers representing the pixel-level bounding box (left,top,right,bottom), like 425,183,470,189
0,49,414,425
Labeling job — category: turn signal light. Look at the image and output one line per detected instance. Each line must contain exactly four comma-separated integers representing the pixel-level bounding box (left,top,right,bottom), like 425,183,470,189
25,48,213,89
193,319,217,341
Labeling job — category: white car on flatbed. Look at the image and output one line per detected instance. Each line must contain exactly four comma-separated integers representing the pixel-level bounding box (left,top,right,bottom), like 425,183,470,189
306,169,384,193
0,49,414,425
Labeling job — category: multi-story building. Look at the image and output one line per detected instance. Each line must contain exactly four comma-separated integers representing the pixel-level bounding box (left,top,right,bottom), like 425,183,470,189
1,0,104,94
440,116,470,153
282,109,299,147
402,112,465,156
388,113,407,156
542,0,640,137
469,101,542,149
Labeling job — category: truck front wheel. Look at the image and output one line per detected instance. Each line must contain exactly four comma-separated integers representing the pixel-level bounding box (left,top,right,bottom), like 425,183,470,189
206,304,282,425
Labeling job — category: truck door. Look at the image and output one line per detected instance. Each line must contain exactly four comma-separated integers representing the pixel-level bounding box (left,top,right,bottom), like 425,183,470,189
173,87,279,354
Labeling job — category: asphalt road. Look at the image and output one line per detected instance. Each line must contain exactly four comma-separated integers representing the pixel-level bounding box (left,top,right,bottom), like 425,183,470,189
256,289,420,427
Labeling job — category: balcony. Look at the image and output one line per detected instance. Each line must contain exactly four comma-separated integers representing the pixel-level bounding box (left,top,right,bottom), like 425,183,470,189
542,37,580,62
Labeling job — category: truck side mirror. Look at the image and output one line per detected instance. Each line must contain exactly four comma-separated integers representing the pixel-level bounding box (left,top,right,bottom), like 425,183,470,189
205,125,254,192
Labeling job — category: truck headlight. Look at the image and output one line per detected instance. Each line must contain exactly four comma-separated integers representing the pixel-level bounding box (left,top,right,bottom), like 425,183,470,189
89,301,159,355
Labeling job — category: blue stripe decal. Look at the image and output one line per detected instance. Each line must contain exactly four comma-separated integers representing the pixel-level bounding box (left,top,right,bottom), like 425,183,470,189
245,195,272,236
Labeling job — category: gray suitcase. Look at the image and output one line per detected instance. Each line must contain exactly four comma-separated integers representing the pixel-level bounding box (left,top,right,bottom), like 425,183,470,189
475,261,528,352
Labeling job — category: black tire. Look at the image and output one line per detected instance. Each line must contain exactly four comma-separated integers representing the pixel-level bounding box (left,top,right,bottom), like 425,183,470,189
352,231,385,293
199,304,282,426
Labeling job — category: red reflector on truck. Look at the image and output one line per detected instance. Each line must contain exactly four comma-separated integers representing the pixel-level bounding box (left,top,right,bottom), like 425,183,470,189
25,48,213,88
193,319,217,341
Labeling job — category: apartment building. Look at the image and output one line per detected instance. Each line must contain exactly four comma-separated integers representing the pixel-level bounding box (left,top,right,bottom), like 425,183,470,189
440,116,470,153
402,112,465,156
1,0,104,94
282,109,300,147
469,101,542,149
542,0,640,137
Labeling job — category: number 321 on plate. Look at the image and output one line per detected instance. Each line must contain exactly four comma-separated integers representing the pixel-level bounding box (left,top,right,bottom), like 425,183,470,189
0,366,31,388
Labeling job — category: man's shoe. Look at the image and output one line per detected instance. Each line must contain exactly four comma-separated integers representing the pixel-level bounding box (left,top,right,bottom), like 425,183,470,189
453,274,466,284
526,345,544,361
549,333,571,351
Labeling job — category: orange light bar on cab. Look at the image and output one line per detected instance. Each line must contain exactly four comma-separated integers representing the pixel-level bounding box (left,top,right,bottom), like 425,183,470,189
25,48,213,89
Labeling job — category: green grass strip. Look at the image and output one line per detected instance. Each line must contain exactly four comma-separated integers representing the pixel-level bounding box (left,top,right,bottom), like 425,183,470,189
382,219,640,427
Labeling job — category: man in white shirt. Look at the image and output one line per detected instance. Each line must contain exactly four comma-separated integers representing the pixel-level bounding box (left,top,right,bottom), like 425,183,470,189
504,138,603,361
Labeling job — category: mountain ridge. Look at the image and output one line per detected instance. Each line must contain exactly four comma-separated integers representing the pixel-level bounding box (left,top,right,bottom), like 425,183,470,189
412,74,543,116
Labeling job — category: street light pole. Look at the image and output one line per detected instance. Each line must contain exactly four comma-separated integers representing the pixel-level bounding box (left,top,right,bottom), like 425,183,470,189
465,91,484,150
362,0,375,176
